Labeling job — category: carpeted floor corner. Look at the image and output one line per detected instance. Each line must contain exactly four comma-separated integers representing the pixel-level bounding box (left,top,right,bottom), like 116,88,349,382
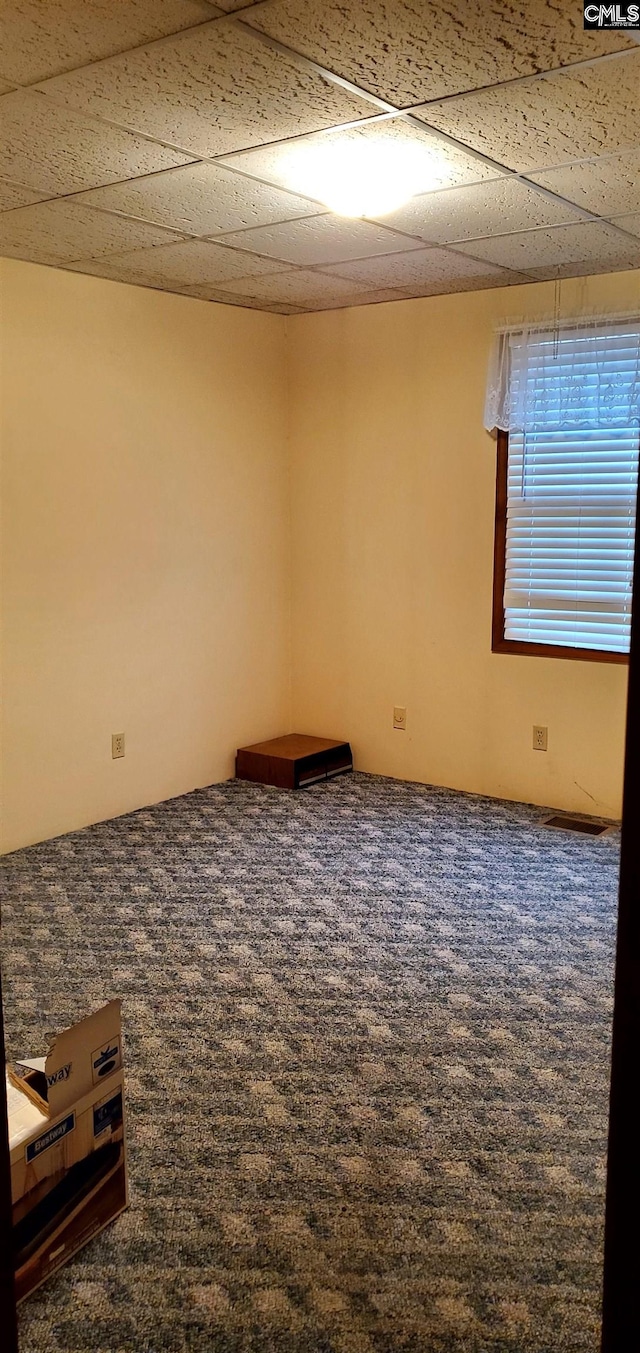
0,772,617,1353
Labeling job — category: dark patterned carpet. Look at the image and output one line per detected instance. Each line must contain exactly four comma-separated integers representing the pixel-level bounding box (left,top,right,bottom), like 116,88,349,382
0,773,618,1353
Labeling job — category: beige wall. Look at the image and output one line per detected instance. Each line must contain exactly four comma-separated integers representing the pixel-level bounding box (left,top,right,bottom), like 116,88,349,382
287,270,640,819
0,259,290,852
2,261,636,852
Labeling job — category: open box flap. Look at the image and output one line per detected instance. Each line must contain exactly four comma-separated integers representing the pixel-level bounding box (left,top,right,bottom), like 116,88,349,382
18,1058,46,1075
45,1000,122,1117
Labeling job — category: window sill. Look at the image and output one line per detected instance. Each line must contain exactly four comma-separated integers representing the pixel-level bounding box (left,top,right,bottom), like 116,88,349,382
491,638,629,665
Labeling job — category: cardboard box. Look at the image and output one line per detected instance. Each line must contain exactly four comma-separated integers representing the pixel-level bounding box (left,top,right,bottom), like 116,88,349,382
5,1000,128,1302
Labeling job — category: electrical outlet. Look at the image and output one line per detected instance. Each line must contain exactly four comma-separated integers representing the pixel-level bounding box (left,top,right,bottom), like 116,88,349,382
112,732,125,759
533,725,548,752
393,706,407,731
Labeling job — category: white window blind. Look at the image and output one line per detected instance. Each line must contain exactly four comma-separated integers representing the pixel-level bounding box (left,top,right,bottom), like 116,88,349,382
501,324,640,654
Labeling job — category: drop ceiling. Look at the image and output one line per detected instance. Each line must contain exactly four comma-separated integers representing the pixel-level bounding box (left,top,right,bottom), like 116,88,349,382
1,0,639,313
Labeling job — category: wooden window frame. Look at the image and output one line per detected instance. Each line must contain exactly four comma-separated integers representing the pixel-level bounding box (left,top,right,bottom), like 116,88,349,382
492,429,630,666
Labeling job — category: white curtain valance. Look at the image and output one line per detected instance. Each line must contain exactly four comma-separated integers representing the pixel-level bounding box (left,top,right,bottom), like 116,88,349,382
484,318,640,433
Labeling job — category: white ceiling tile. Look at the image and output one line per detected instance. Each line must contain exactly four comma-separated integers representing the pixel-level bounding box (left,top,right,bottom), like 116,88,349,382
322,247,526,292
35,20,376,158
0,79,17,94
527,151,640,219
327,287,409,306
452,221,640,277
606,214,640,239
217,214,422,265
372,178,585,244
212,268,375,306
58,263,208,300
0,177,51,210
417,52,640,173
0,198,182,265
67,238,287,288
0,1,219,85
0,89,191,195
245,0,637,106
219,118,502,194
296,287,414,312
74,163,321,235
179,283,303,313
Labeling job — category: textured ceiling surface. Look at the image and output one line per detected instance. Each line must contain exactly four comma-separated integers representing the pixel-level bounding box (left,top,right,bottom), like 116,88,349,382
0,0,639,313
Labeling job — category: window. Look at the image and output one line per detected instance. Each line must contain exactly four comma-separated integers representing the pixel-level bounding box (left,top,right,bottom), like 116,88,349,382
489,322,640,663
